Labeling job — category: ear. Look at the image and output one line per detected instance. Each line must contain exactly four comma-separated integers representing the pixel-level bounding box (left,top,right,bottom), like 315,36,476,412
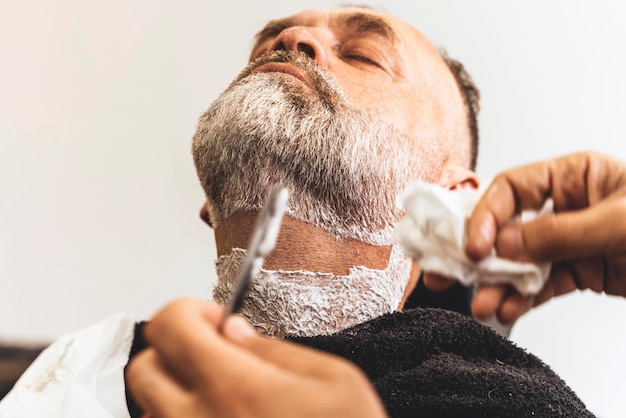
438,163,479,190
199,202,213,228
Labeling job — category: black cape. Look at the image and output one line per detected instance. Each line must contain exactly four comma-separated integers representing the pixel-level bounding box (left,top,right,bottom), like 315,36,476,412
126,282,593,417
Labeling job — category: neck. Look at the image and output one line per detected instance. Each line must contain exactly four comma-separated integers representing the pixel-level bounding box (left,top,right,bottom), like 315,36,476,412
214,211,393,275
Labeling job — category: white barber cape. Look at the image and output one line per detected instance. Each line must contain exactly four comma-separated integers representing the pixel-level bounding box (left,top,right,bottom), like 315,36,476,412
0,313,137,418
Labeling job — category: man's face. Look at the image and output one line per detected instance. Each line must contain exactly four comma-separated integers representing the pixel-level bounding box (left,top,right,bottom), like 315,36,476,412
249,7,468,160
193,7,469,245
192,8,473,336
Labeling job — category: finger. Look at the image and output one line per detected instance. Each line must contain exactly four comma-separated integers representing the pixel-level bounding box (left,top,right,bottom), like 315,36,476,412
471,284,507,321
567,258,606,292
467,153,602,261
143,299,222,380
423,273,456,292
496,203,621,263
489,258,604,321
535,259,605,307
144,299,266,389
466,180,512,261
466,162,553,260
495,292,534,325
146,298,224,341
126,349,195,418
533,264,579,307
223,316,353,379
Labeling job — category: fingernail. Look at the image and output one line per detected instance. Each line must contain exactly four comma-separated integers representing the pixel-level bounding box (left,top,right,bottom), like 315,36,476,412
224,315,256,341
497,226,524,258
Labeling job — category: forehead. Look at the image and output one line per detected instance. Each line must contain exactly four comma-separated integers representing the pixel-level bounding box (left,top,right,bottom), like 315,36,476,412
251,8,451,89
253,8,429,51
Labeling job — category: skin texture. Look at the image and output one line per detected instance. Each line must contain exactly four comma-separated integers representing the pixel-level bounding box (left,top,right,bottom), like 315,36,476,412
126,153,626,417
127,7,480,417
206,7,478,287
248,8,467,142
126,299,388,418
124,7,626,416
465,152,626,324
214,212,392,275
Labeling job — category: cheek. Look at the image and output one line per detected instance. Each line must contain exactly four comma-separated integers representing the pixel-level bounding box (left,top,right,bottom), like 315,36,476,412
342,81,414,132
328,60,450,134
330,68,402,111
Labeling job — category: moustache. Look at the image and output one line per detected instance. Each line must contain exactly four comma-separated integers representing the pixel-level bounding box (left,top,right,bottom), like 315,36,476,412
231,50,347,111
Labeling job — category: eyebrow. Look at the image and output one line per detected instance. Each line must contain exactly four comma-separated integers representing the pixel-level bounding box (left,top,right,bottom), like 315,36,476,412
336,12,399,43
252,11,399,54
253,16,300,50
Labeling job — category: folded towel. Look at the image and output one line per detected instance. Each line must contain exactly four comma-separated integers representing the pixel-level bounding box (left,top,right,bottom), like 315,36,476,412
291,307,593,417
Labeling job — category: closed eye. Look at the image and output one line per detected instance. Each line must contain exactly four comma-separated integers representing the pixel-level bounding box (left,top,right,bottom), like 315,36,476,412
344,54,379,66
338,43,385,69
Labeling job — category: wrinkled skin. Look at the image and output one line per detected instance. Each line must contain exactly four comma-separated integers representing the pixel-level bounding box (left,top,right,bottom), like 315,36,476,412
440,151,626,324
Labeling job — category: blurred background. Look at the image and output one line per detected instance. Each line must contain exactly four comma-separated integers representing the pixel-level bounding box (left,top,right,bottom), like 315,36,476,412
1,0,625,415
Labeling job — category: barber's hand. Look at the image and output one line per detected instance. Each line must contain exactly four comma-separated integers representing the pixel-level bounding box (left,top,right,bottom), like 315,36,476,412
466,152,626,324
126,298,387,418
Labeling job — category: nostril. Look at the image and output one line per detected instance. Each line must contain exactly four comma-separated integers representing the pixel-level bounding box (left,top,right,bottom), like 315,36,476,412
297,43,315,59
275,41,287,51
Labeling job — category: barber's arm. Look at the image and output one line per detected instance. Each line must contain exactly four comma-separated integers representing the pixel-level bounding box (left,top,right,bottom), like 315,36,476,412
125,298,387,418
465,151,626,324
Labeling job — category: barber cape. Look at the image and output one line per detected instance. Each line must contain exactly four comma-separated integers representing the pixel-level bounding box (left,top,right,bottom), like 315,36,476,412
0,284,594,418
0,314,136,418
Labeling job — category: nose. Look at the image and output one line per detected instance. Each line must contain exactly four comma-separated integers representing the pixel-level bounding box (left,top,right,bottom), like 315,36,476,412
269,27,329,68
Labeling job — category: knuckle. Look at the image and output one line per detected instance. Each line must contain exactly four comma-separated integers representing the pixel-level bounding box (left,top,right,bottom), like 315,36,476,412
146,298,199,335
614,197,626,219
124,351,150,387
124,360,139,383
608,198,626,249
211,373,265,409
524,217,558,259
330,359,367,385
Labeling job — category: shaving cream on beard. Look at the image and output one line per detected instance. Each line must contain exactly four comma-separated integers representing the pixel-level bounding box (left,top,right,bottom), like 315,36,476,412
213,245,412,337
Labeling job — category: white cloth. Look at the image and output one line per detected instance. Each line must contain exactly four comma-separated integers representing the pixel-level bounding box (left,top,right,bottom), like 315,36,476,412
394,181,552,296
0,313,137,418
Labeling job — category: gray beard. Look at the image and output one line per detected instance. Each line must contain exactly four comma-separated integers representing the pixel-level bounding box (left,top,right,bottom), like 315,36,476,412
193,51,440,336
213,245,412,337
192,51,439,245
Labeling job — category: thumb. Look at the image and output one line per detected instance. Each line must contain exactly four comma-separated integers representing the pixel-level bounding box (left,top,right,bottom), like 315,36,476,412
223,316,349,378
496,202,617,262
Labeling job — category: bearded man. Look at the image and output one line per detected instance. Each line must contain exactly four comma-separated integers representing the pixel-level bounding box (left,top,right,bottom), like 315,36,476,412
1,6,593,418
194,7,479,337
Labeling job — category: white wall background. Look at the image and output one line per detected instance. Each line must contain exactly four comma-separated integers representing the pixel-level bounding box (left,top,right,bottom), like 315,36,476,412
1,0,625,416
